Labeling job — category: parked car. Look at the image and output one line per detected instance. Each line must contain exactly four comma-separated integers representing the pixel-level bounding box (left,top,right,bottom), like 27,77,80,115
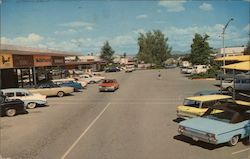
98,79,119,92
181,67,193,74
176,95,232,119
178,101,250,146
192,65,209,74
0,95,26,117
222,76,250,93
78,74,102,84
1,88,47,109
52,79,83,91
125,65,134,72
29,83,74,97
105,67,120,72
165,64,177,69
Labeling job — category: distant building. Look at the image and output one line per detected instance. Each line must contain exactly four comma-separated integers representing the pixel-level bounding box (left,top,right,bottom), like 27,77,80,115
217,46,246,57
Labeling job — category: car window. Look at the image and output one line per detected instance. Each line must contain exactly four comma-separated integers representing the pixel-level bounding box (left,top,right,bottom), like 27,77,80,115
16,92,26,97
183,99,201,108
0,96,4,103
242,79,250,84
5,92,15,97
205,111,235,123
201,101,217,108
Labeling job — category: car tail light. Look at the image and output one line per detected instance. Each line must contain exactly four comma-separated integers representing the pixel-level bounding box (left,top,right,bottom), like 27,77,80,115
206,133,217,142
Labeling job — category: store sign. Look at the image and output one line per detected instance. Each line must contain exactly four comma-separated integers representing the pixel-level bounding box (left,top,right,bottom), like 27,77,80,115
13,55,34,68
34,55,52,66
52,56,65,65
0,54,13,69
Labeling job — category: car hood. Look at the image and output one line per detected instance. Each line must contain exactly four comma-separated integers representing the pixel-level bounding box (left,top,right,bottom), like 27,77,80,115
180,117,232,135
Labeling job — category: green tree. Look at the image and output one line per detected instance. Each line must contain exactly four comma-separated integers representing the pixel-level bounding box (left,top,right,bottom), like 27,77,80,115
244,41,250,55
190,33,212,65
137,30,172,66
100,41,115,64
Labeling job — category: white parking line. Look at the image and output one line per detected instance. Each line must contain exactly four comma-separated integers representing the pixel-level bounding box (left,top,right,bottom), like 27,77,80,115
232,148,250,155
60,102,111,159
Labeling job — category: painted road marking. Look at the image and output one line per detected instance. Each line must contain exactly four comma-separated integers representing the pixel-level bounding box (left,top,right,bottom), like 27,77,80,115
232,148,250,155
60,102,111,159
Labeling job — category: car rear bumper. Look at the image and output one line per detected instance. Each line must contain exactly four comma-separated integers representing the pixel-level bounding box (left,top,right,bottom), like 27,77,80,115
179,130,217,144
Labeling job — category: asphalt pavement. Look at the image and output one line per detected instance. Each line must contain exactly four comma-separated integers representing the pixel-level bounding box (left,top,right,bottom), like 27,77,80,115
1,68,249,159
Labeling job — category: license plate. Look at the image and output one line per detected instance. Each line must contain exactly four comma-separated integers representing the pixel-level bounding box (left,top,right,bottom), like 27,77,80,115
192,137,199,141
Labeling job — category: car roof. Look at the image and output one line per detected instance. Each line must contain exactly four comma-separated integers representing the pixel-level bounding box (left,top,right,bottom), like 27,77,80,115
186,95,232,102
209,100,250,112
52,79,74,82
1,88,28,92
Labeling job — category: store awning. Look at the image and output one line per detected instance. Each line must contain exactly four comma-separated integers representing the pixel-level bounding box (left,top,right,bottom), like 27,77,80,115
221,61,250,71
215,55,250,62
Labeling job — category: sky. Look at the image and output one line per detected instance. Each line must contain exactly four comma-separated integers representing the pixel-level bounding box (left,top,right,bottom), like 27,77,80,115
1,0,249,55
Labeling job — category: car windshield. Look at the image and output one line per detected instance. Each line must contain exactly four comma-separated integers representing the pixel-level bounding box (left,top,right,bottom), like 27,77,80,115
183,99,201,108
204,111,235,123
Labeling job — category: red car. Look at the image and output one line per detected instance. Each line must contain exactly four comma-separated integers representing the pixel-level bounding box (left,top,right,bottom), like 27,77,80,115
98,79,119,92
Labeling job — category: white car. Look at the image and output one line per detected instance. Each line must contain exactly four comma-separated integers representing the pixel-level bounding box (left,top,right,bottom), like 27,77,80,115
1,88,47,109
79,74,103,84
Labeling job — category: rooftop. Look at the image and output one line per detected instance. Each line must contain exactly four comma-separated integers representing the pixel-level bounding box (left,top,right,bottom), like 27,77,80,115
0,44,81,56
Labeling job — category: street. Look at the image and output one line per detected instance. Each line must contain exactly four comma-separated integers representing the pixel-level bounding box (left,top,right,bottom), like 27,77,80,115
1,68,249,159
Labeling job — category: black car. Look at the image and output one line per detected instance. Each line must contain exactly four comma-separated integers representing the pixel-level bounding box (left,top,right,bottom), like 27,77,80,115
0,95,26,117
105,67,120,72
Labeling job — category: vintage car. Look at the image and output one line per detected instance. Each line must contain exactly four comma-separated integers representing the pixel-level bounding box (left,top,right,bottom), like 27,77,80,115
1,88,47,109
78,74,102,84
105,67,121,73
176,95,232,119
29,83,74,97
178,101,250,146
52,79,83,91
0,95,26,117
98,79,119,92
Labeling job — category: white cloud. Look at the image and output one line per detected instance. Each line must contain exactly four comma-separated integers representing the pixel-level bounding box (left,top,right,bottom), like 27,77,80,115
243,24,249,32
163,24,246,50
244,0,250,2
54,29,77,35
1,33,44,46
157,9,162,13
158,1,186,12
136,14,148,19
199,3,213,11
58,21,95,31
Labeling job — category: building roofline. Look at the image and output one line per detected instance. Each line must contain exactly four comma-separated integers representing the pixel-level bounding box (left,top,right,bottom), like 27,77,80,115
0,44,81,56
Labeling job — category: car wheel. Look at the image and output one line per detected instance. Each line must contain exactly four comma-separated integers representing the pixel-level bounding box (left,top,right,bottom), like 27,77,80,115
57,91,64,97
227,87,233,93
27,102,36,109
228,135,240,146
6,109,16,117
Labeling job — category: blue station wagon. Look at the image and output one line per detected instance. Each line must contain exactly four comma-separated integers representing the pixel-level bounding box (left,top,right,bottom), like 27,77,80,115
178,101,250,146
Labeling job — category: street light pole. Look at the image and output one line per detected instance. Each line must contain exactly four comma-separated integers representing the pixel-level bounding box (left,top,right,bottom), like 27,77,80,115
222,18,234,74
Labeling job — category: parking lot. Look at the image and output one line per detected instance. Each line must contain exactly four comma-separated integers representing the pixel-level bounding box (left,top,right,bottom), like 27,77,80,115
1,68,249,159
